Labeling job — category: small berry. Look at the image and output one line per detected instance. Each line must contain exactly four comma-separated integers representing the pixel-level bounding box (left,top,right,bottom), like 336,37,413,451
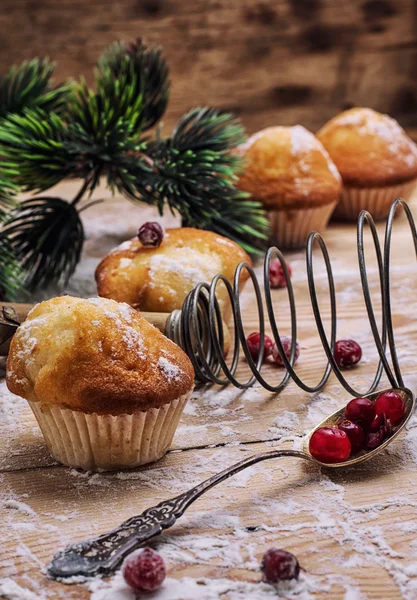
345,398,376,430
370,412,392,437
338,420,365,453
334,339,362,368
309,426,351,464
138,222,164,247
366,429,385,450
269,260,292,289
261,548,300,584
375,391,405,425
272,336,299,367
122,547,166,593
246,332,274,362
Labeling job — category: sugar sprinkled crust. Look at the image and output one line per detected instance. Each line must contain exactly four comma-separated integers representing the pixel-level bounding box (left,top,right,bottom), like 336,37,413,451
317,107,417,187
236,125,342,210
95,228,252,312
6,296,194,414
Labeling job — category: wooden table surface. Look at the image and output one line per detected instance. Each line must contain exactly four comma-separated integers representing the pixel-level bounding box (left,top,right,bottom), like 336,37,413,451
2,183,417,599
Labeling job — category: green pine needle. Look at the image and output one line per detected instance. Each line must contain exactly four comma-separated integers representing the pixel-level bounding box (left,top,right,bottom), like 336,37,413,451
0,58,70,120
0,235,24,300
0,108,75,192
97,38,170,131
0,174,18,222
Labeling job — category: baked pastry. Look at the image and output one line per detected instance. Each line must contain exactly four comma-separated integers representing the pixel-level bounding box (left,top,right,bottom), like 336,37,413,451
6,296,194,471
236,125,341,249
95,227,252,320
317,108,417,220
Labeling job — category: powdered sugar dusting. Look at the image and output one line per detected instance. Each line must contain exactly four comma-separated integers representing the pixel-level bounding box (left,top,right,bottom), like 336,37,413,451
157,357,182,382
290,125,341,184
333,109,417,163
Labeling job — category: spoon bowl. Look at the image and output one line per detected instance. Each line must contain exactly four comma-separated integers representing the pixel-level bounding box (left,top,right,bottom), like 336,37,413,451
303,386,414,468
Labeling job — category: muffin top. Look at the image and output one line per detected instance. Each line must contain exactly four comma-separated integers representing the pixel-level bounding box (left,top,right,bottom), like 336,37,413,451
317,108,417,187
95,227,252,313
236,125,342,210
6,296,194,414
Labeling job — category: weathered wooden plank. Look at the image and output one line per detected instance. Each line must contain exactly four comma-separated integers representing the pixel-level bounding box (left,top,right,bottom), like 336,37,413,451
1,438,415,598
1,1,417,136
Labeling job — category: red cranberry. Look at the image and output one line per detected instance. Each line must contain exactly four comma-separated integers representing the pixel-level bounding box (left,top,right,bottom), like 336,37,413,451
122,547,166,593
338,420,365,453
370,412,392,435
269,260,292,289
309,427,351,464
345,398,376,430
261,548,300,583
246,332,274,362
365,412,392,450
138,222,164,247
366,429,385,450
272,336,299,367
334,339,362,368
375,391,405,426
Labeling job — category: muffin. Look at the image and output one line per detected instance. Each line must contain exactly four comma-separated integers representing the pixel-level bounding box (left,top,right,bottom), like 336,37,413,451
6,296,194,471
95,227,252,321
317,108,417,220
236,125,342,249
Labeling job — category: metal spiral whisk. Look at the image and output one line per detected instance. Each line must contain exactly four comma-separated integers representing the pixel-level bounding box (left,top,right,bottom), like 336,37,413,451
169,198,416,397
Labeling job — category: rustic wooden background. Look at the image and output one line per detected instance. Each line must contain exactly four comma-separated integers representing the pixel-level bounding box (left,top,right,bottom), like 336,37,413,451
1,0,417,138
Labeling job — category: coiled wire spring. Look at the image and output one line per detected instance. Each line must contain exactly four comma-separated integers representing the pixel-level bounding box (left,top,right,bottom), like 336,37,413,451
179,198,415,397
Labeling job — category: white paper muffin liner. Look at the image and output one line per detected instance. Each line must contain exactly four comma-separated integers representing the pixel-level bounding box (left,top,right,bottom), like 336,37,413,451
29,392,191,471
268,201,337,250
333,179,417,221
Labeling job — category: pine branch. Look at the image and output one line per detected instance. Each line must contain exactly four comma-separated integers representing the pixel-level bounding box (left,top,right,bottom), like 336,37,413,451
2,197,84,291
122,108,269,253
97,38,170,131
0,58,70,120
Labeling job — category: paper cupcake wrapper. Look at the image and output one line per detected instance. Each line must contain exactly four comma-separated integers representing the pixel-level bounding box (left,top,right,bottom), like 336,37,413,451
29,392,191,471
333,179,417,221
268,201,337,250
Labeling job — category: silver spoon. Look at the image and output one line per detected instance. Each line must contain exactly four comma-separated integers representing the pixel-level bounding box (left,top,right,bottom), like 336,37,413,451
47,386,414,580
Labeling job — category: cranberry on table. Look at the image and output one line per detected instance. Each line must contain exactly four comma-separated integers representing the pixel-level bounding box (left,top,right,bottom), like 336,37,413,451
309,426,351,464
122,547,166,593
269,260,292,289
338,420,365,453
272,336,300,367
246,332,275,362
334,339,362,368
138,221,165,247
261,548,300,584
375,391,405,425
345,397,376,430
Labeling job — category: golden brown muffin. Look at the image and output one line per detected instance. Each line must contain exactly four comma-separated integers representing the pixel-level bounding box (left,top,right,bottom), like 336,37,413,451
236,126,341,248
317,108,417,220
317,108,417,187
95,228,252,315
7,296,194,470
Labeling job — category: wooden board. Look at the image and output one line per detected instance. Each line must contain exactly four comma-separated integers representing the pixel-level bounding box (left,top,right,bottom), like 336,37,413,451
2,181,417,598
2,0,417,138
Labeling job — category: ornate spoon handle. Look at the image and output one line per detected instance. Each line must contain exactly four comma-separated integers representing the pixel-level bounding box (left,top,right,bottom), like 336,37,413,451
47,448,308,579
